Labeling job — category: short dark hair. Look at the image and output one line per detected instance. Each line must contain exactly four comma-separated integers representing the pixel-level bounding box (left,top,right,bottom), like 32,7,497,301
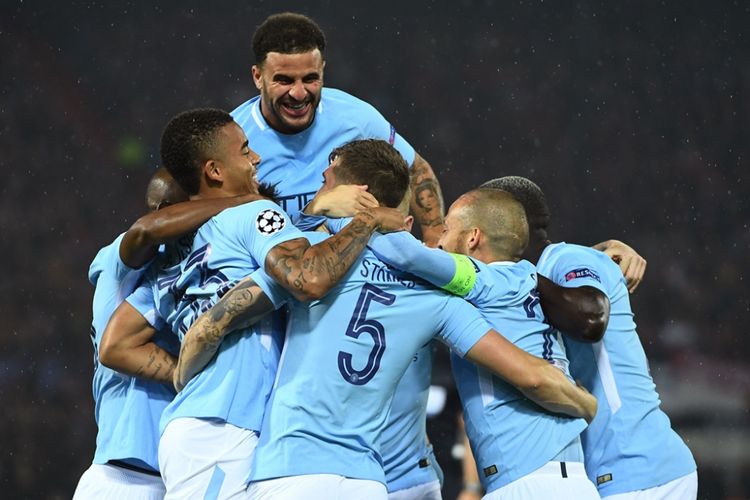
480,176,550,231
160,108,234,195
253,12,326,64
330,139,409,209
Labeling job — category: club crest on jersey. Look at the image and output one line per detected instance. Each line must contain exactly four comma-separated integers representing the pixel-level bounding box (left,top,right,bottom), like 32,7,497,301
564,267,601,282
256,209,285,236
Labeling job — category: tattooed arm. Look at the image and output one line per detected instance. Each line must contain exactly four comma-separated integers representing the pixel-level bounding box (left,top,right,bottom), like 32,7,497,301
409,153,445,248
265,207,407,301
174,277,275,392
99,302,176,384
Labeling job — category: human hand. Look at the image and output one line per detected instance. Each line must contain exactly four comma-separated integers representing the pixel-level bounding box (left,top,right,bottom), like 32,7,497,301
306,184,379,217
365,206,409,233
596,239,647,293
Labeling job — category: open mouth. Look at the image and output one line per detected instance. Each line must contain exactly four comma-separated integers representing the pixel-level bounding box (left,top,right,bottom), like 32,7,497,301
281,101,311,118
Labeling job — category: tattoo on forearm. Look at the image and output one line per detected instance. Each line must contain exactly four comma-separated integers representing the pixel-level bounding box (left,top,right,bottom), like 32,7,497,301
175,279,270,388
266,214,375,296
134,344,176,382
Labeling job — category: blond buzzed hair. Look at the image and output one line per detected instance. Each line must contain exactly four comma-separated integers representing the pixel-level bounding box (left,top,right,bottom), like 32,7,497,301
455,189,529,260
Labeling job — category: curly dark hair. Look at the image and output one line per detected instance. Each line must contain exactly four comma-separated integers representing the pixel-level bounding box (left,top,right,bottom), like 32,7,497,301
160,108,234,195
329,139,409,209
480,176,551,232
253,12,326,64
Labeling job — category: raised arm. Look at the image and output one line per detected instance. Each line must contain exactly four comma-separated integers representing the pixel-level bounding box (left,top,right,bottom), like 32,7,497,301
465,330,597,422
265,207,407,301
174,277,275,392
409,153,445,248
121,193,262,268
591,239,647,293
536,275,610,343
99,302,176,384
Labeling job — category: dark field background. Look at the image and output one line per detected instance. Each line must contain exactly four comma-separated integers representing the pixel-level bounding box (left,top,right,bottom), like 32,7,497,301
1,1,748,498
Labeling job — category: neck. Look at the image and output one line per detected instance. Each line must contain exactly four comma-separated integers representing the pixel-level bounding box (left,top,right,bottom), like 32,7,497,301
469,247,517,265
525,238,551,264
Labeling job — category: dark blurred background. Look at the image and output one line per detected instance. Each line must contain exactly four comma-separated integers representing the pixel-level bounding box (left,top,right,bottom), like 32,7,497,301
1,1,748,498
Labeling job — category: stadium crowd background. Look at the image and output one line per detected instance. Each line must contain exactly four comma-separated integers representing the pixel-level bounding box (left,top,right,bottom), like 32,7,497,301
1,1,747,498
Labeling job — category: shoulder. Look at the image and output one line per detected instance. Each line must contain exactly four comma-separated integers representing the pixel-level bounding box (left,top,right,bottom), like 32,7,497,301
231,96,262,129
231,95,260,116
88,233,126,285
540,242,621,285
322,87,381,115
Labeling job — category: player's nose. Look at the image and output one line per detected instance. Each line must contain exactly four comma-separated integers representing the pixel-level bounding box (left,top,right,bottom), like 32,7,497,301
289,81,306,102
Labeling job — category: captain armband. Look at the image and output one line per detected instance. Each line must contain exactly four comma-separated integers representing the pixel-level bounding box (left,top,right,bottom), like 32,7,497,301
442,253,477,297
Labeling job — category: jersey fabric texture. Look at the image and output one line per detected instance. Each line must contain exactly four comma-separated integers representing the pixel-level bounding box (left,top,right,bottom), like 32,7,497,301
249,234,491,487
452,259,588,493
88,234,178,472
379,342,441,492
157,200,301,434
232,87,416,218
536,242,696,496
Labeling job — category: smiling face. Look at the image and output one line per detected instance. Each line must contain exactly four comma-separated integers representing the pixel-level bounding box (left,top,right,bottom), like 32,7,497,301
213,122,261,196
252,49,324,134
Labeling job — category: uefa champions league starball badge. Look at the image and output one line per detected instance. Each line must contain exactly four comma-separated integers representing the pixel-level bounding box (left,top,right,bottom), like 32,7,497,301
256,209,286,235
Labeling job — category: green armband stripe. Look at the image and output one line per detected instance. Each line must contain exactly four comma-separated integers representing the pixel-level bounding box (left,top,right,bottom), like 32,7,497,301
442,253,477,297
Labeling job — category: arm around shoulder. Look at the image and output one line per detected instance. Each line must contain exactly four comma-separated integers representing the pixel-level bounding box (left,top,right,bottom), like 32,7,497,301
99,301,176,384
464,330,597,422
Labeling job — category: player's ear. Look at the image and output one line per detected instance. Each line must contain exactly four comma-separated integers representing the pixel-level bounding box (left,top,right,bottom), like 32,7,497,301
404,215,414,232
251,65,263,90
204,159,222,184
466,227,481,251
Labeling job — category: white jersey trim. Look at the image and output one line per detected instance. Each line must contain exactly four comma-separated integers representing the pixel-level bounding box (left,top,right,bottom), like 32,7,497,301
593,340,622,414
251,100,267,131
478,368,495,407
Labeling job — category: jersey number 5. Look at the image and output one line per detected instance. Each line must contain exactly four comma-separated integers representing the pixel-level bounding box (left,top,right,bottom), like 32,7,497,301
338,283,396,386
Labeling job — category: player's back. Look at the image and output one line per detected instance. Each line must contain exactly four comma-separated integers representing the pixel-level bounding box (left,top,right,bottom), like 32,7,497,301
88,235,177,472
250,244,489,486
158,200,299,434
378,342,439,492
451,259,587,492
231,88,416,217
537,242,696,495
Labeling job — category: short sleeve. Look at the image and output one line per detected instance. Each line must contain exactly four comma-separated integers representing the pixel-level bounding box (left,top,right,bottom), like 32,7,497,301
248,268,291,310
435,296,491,357
126,278,165,330
236,200,306,266
358,101,417,167
544,246,608,295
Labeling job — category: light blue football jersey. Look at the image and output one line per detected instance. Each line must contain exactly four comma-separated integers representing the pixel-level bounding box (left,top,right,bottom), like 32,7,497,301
379,342,441,492
536,242,696,495
452,259,588,492
232,87,416,218
156,200,303,434
249,236,491,486
88,234,178,472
